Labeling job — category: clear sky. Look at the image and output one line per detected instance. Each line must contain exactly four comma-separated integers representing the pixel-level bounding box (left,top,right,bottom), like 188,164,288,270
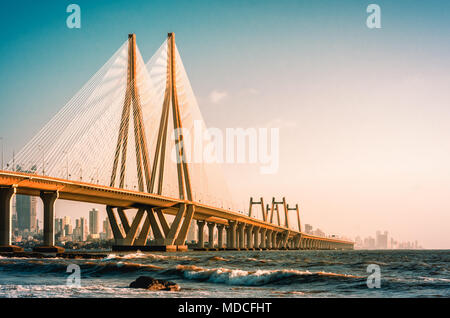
1,1,449,248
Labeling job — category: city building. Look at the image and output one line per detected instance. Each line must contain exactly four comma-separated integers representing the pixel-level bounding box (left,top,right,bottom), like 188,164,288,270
89,208,99,235
376,231,388,249
313,228,325,237
15,194,37,233
304,224,313,234
103,218,113,240
363,236,376,249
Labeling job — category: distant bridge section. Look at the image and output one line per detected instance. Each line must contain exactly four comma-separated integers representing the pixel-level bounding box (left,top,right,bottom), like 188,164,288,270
0,170,354,252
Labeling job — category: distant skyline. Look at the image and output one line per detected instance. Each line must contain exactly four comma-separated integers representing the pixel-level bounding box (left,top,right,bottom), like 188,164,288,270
1,1,450,248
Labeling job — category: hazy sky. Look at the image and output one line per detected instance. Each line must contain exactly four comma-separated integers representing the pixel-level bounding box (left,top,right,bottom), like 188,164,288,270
1,1,449,248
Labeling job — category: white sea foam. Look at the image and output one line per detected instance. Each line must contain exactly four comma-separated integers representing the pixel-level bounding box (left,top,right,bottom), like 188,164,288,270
175,265,360,286
419,276,450,282
102,251,193,262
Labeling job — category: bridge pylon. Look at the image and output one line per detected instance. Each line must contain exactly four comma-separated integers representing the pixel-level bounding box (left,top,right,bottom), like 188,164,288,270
108,33,195,252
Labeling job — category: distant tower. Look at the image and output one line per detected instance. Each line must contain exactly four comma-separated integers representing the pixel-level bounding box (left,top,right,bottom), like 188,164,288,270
80,217,87,241
376,230,388,249
103,218,112,240
89,208,99,235
304,224,313,234
15,194,37,233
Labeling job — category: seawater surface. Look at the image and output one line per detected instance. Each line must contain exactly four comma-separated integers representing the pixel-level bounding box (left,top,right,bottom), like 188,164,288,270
0,250,448,298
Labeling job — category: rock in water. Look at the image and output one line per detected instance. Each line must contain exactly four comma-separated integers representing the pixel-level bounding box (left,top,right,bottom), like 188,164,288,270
129,276,180,291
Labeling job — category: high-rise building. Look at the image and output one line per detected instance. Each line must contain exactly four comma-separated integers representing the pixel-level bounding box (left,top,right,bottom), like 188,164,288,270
55,218,63,235
15,194,37,233
376,231,388,249
64,223,73,236
62,216,71,230
89,208,99,235
80,217,87,241
304,224,313,234
364,236,376,249
313,228,325,237
103,218,113,240
74,217,87,242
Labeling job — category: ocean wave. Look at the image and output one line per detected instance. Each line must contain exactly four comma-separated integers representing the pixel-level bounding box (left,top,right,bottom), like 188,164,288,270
418,276,450,283
0,259,162,277
102,252,194,262
174,265,363,286
0,284,151,298
208,256,229,262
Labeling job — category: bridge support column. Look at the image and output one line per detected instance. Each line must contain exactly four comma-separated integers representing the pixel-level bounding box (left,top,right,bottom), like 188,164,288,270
237,222,245,250
266,230,273,249
294,235,301,249
259,228,267,249
207,222,215,249
0,186,23,252
253,227,260,250
272,231,277,249
245,225,253,249
34,191,64,253
281,231,289,249
197,220,205,249
227,221,237,249
217,224,224,249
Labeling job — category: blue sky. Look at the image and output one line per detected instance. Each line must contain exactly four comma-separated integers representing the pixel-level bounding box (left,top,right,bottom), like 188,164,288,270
0,0,449,148
1,1,450,247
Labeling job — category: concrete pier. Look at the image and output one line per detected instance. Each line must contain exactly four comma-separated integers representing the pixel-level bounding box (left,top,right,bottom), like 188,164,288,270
33,191,64,253
245,225,253,249
217,224,224,249
259,228,267,249
227,221,237,249
272,231,277,249
207,222,215,248
237,222,245,249
253,227,260,249
197,220,205,248
0,186,23,252
266,230,273,249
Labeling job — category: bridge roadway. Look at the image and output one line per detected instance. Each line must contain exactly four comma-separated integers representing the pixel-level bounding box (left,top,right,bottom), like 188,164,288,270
0,170,354,252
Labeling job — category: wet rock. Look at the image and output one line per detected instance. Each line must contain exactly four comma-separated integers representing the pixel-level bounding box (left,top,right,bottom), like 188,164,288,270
129,276,180,291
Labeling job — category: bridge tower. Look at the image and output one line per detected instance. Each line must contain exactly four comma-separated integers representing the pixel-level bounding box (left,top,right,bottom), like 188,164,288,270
107,33,195,252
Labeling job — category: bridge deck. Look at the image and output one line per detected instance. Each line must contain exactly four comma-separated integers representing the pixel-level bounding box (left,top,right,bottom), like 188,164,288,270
0,170,353,246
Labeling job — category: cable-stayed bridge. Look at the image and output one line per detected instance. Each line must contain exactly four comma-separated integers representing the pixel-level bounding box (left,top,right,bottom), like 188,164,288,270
0,33,353,253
